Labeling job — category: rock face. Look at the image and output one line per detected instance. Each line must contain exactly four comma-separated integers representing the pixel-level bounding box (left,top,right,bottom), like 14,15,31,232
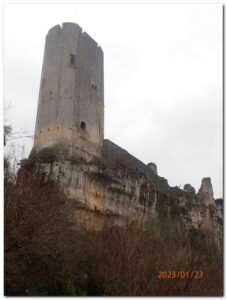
183,184,195,194
28,23,222,243
30,140,170,219
147,162,158,175
29,143,222,244
198,178,214,205
215,198,223,219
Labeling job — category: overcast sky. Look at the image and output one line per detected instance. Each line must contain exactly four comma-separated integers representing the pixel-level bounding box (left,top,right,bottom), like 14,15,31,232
4,3,223,198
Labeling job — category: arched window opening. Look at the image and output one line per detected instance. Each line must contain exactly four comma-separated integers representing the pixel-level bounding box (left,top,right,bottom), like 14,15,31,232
80,121,86,130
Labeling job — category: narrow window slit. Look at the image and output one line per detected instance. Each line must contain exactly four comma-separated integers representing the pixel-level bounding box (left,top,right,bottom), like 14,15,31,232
70,54,76,67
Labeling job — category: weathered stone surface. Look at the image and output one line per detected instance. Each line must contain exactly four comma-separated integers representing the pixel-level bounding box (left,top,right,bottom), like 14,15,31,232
198,177,214,206
215,198,223,219
183,183,196,194
29,150,221,240
33,156,161,219
103,139,169,193
33,23,104,159
147,162,157,174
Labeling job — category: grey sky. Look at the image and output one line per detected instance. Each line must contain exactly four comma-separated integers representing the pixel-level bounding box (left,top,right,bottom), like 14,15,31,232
4,4,223,198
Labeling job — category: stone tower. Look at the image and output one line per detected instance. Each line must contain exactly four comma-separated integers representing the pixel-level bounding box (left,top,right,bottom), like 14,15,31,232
33,22,104,160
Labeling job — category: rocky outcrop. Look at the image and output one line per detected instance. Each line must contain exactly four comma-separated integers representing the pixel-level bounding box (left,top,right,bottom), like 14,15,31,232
30,154,167,219
215,198,223,219
28,141,222,247
198,177,214,205
183,184,196,194
147,163,157,175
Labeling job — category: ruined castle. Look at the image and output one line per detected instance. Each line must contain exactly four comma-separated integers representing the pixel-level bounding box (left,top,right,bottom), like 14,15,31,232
29,23,223,235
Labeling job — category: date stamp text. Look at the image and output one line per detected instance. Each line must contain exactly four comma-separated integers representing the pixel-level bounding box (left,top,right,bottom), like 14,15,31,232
158,271,203,279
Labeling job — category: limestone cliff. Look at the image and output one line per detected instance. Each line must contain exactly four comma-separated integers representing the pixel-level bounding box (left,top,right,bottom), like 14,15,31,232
28,138,223,243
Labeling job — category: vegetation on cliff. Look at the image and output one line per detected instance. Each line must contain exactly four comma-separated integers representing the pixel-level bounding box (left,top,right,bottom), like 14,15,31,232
4,156,223,296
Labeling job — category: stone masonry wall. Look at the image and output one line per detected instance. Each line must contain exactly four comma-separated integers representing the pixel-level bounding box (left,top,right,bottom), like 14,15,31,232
33,23,104,158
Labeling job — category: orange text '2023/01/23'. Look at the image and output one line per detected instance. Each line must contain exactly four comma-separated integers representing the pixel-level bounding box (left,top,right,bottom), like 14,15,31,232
158,271,204,279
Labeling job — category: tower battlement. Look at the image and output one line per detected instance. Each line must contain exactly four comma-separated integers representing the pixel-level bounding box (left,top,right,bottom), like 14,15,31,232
33,22,104,160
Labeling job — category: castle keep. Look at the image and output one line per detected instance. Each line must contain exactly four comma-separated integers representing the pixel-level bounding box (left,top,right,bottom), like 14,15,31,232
34,23,104,159
30,23,222,237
